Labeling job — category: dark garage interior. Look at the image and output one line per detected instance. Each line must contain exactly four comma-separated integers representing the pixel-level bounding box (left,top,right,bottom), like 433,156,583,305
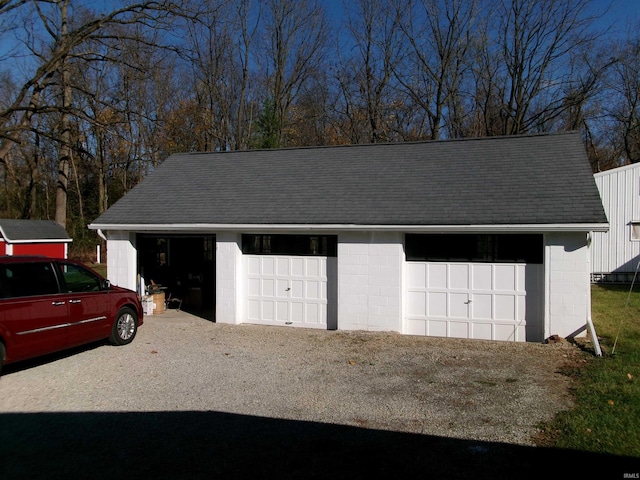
137,234,216,321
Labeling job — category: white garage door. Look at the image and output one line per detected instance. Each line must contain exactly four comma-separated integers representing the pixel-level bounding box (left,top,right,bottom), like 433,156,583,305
405,262,543,341
245,255,329,328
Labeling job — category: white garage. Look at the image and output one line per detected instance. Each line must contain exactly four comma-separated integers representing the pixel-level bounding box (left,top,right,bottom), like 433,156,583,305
90,132,608,343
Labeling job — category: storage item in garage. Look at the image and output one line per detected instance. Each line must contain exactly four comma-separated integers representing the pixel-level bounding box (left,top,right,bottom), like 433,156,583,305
142,296,154,315
152,291,165,314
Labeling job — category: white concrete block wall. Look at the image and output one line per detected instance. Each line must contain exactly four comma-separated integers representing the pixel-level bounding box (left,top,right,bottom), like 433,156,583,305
216,232,242,324
338,232,403,332
105,230,138,292
546,232,590,339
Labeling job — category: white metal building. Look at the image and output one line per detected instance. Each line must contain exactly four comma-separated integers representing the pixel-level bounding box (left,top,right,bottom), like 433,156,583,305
90,133,608,343
591,162,640,282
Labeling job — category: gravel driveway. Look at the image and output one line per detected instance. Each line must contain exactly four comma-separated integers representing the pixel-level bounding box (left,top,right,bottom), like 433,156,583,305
2,310,612,479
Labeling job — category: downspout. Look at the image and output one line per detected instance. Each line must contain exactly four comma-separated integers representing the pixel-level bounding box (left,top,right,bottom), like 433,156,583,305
586,232,603,356
96,228,107,266
586,296,602,357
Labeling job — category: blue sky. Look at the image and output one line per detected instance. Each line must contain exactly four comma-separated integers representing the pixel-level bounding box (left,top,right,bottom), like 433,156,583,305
588,0,640,33
323,0,640,35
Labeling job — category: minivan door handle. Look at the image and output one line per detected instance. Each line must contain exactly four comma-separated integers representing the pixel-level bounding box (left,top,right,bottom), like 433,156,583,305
52,301,66,306
69,299,82,304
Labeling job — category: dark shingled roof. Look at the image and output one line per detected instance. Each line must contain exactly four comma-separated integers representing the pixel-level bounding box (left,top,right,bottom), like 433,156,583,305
0,219,72,242
91,132,608,227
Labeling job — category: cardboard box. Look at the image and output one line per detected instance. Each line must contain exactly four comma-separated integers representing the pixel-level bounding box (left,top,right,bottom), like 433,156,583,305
152,291,165,314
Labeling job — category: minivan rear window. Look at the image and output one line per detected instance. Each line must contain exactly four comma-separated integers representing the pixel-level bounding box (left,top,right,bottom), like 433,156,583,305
0,262,60,298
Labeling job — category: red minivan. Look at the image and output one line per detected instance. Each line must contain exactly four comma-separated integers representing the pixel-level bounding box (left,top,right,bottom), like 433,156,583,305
0,256,143,376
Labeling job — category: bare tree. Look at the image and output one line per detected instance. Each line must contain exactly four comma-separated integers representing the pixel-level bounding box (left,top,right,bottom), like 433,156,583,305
396,0,477,140
258,0,329,147
488,0,599,135
607,33,640,164
334,0,404,144
0,0,176,227
232,0,260,150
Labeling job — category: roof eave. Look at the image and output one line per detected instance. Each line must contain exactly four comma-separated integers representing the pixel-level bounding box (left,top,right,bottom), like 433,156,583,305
89,223,610,233
0,238,73,243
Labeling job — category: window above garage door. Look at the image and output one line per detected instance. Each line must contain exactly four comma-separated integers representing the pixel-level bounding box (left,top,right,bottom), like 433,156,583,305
405,234,543,263
242,234,337,257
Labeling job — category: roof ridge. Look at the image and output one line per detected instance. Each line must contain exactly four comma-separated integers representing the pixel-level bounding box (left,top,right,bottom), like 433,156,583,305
172,131,581,157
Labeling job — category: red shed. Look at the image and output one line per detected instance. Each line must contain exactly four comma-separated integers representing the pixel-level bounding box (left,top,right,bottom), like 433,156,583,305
0,219,72,258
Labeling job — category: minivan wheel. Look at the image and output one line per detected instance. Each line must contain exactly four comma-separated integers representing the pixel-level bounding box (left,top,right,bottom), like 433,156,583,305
110,307,138,346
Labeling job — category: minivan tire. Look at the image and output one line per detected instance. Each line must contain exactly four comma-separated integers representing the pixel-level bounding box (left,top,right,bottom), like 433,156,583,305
110,307,138,346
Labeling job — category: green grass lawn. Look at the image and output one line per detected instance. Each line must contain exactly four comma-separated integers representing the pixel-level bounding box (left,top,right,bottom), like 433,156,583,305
539,284,640,457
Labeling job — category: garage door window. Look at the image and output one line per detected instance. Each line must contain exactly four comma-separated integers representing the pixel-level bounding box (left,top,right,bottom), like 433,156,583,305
242,234,337,256
405,234,542,263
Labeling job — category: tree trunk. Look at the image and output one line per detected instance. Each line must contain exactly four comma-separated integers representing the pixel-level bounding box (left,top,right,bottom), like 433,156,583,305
55,0,71,229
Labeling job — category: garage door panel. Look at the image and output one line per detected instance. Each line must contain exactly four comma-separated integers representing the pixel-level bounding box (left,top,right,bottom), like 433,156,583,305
407,291,426,316
407,263,427,289
428,320,447,337
263,300,275,320
262,279,275,296
449,293,469,318
275,279,288,298
291,257,304,276
305,280,319,299
495,265,517,291
305,303,319,323
449,264,469,289
406,261,542,342
428,264,446,288
472,264,492,290
495,294,516,320
471,294,492,319
274,257,287,276
248,299,261,320
276,301,289,321
494,323,520,341
306,258,320,276
262,257,275,275
406,318,426,336
472,322,493,340
248,257,261,275
427,292,445,317
291,301,304,320
517,297,526,321
449,321,469,338
248,278,260,296
245,255,328,329
290,280,304,298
